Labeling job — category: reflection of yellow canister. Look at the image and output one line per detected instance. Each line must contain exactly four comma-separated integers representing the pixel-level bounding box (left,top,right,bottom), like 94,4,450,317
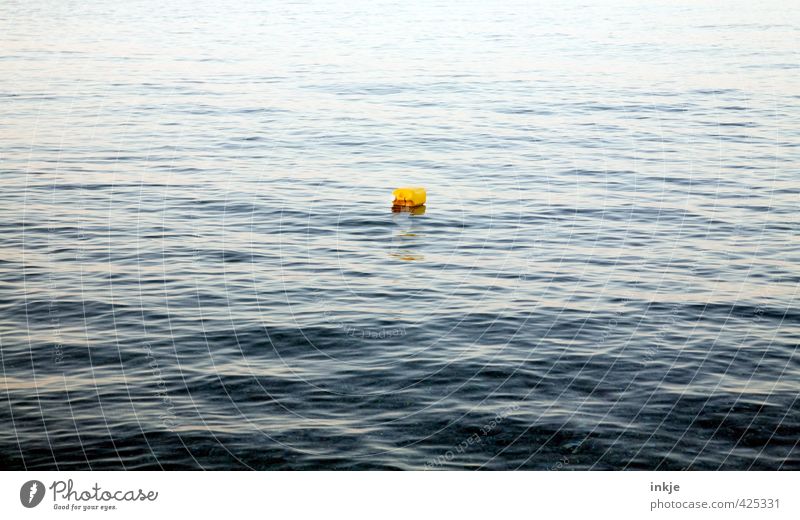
392,187,426,208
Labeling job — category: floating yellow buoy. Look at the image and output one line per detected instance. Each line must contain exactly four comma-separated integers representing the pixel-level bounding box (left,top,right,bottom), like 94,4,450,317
392,186,426,208
392,204,426,215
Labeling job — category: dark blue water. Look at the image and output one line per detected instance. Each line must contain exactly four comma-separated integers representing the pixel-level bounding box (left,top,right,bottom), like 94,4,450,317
1,0,798,470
